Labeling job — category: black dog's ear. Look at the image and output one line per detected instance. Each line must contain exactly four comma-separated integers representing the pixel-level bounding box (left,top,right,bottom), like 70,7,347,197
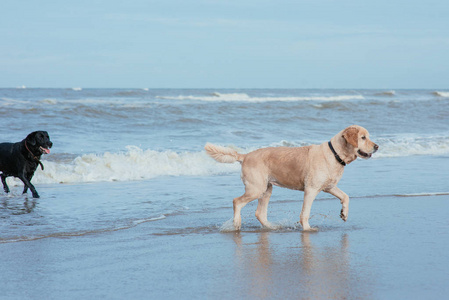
26,132,37,146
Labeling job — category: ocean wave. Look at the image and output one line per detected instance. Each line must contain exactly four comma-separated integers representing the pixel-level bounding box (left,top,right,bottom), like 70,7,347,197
1,98,29,105
374,136,449,158
113,90,147,97
374,90,396,96
4,135,448,186
5,146,241,186
267,136,449,158
157,93,365,102
39,98,58,104
39,98,124,106
433,91,449,98
271,136,449,158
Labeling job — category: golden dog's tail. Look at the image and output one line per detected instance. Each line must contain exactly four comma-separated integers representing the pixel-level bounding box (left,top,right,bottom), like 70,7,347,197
204,143,245,163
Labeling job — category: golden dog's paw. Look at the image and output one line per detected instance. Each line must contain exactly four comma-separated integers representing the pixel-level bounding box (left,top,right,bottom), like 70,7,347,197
303,227,319,232
264,223,281,230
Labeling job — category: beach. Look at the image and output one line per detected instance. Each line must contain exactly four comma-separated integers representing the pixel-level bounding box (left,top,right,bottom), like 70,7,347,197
0,88,448,299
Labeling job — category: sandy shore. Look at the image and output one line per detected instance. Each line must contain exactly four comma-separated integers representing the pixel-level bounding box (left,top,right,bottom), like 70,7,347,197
1,192,448,299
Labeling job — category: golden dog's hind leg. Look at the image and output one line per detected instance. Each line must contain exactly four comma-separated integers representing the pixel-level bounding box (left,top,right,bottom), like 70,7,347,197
233,183,266,230
255,184,275,229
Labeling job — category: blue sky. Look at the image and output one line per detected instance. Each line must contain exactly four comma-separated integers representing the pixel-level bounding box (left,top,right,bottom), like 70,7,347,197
1,0,448,88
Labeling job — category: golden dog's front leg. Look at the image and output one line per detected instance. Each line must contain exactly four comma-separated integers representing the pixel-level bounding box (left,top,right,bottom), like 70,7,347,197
325,186,350,222
300,189,320,231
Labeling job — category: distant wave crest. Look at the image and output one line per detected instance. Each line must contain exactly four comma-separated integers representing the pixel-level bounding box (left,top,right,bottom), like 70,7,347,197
433,91,449,98
157,93,365,102
374,90,395,96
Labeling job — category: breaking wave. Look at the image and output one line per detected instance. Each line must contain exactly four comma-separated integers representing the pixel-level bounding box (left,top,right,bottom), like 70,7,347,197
156,92,365,102
5,146,240,186
4,135,448,186
374,136,449,158
433,91,449,98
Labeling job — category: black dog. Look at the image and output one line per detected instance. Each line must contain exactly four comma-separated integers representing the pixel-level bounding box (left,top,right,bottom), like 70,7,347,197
0,131,52,198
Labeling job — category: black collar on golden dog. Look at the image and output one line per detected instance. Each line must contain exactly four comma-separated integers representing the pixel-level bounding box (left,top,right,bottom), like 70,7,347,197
328,141,346,166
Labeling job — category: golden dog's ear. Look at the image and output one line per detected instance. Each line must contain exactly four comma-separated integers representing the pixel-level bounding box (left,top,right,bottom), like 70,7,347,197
342,127,359,148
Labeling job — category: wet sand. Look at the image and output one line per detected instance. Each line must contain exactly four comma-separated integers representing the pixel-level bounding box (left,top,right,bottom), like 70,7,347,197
1,192,448,299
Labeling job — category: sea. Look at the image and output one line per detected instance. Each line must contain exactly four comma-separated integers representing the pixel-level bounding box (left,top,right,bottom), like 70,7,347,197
0,88,448,242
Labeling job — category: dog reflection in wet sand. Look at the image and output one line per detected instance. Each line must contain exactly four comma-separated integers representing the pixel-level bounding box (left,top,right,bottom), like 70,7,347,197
205,125,378,231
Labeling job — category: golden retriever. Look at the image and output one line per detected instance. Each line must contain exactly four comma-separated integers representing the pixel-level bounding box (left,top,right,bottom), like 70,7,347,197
205,125,378,231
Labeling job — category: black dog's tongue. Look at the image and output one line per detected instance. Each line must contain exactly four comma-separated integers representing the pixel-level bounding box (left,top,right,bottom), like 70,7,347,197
40,146,50,154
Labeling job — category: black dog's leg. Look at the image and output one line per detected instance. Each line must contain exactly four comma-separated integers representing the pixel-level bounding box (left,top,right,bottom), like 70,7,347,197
22,173,32,194
18,174,39,198
22,173,35,198
1,174,10,193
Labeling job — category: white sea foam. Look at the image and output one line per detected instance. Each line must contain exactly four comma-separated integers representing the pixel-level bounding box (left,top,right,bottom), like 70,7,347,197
39,98,122,106
4,146,240,186
72,87,82,91
157,93,365,102
4,135,448,187
394,192,449,197
219,218,237,232
132,215,166,225
1,98,29,105
374,136,449,158
433,91,449,98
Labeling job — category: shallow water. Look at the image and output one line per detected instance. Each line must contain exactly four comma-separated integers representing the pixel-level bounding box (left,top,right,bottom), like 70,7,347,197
0,88,448,240
0,155,447,243
1,192,448,299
